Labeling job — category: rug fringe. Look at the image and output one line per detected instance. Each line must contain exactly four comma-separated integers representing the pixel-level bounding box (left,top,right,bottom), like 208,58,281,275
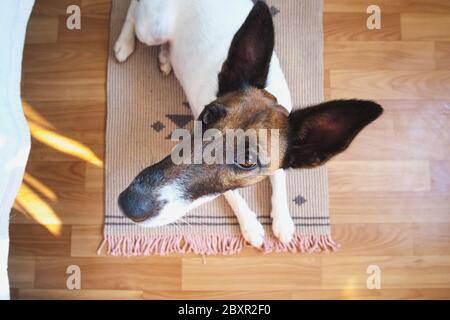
97,234,339,256
262,234,340,253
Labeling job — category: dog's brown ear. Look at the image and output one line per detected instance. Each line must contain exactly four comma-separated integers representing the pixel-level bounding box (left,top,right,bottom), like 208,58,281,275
282,100,383,169
217,1,274,96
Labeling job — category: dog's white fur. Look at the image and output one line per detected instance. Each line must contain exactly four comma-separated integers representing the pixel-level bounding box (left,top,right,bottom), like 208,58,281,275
140,183,218,227
115,0,295,247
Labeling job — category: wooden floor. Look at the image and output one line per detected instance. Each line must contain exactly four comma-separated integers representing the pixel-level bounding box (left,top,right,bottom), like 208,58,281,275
8,0,450,299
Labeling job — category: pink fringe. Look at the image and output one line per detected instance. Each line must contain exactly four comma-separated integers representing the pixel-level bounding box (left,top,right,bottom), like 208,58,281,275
97,234,339,256
262,234,339,253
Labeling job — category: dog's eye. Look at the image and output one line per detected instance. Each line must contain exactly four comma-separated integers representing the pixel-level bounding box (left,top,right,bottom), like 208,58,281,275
238,159,257,169
235,152,257,170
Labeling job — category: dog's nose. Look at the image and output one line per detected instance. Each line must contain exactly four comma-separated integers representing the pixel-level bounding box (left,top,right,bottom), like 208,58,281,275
118,187,155,222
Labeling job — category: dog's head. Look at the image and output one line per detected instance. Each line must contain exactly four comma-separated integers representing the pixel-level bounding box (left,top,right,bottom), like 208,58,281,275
118,2,382,226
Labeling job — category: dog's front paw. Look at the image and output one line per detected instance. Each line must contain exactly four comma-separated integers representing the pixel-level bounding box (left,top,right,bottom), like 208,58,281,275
114,37,135,63
272,212,295,244
240,216,265,248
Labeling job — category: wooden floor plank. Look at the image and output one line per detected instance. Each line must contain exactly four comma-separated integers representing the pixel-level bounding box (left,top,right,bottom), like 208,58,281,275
324,0,389,13
58,16,109,43
182,256,322,291
19,161,86,192
70,225,103,257
324,0,450,13
23,43,108,73
17,289,142,300
292,288,450,300
330,192,450,224
81,0,112,19
22,70,106,102
401,13,450,40
9,224,71,257
324,13,401,41
322,256,450,289
430,161,450,193
8,256,35,289
142,290,293,300
330,70,450,100
325,41,435,70
25,15,59,44
332,223,414,256
35,257,182,290
387,0,450,13
32,0,82,16
11,194,104,226
435,41,450,69
413,224,450,255
21,100,105,132
328,160,430,192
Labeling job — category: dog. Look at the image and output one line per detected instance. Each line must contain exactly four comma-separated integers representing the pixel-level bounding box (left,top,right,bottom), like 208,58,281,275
114,0,382,248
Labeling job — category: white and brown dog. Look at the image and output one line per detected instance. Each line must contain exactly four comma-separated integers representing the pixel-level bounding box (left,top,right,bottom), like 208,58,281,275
115,0,382,247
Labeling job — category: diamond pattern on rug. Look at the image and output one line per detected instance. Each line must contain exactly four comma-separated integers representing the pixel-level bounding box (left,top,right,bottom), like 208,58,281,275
293,195,307,206
150,121,165,132
166,114,193,128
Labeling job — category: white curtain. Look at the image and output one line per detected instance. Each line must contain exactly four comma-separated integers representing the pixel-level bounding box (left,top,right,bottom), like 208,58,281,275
0,0,35,300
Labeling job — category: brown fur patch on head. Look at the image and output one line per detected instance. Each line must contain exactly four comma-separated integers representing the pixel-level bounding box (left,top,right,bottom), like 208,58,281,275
205,88,290,187
214,88,285,128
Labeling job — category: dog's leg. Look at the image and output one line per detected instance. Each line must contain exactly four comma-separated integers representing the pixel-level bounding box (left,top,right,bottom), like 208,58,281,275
270,169,295,244
114,0,138,62
224,190,264,248
158,43,172,75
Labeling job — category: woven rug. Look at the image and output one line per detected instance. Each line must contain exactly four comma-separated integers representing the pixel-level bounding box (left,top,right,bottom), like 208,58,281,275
99,0,338,256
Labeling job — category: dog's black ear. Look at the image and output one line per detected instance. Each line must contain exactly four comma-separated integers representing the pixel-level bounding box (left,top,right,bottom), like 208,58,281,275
217,1,274,96
282,100,383,169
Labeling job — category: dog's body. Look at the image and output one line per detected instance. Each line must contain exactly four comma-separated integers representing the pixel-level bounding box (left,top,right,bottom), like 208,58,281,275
116,0,292,117
115,0,382,248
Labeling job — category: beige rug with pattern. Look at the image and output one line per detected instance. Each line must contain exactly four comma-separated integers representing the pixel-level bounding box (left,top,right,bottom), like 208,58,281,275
99,0,338,256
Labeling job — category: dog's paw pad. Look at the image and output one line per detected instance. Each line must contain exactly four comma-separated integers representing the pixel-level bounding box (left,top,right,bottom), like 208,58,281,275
114,39,135,63
272,216,295,244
